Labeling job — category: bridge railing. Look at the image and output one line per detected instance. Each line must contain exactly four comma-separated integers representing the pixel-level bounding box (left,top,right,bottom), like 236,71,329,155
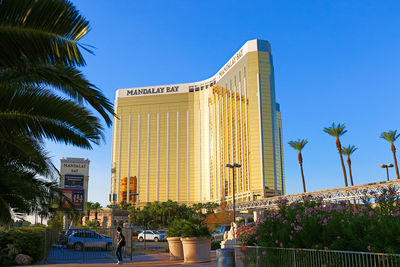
234,246,400,267
229,180,400,211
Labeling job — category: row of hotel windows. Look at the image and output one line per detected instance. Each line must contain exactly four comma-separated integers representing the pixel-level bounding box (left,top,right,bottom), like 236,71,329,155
188,67,247,93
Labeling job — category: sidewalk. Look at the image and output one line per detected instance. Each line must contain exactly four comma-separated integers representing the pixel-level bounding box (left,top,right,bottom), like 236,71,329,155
35,253,217,267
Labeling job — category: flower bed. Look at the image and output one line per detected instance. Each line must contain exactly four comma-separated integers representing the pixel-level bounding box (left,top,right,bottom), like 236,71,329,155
237,187,400,254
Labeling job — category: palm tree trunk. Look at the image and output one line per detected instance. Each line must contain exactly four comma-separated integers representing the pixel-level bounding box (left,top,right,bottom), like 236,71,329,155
336,138,348,187
347,157,354,186
300,163,306,192
298,152,306,192
392,144,400,180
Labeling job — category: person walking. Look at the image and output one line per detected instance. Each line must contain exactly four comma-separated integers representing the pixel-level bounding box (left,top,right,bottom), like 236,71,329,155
116,227,126,265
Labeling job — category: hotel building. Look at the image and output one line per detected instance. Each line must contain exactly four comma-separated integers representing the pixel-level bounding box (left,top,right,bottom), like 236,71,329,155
111,39,284,205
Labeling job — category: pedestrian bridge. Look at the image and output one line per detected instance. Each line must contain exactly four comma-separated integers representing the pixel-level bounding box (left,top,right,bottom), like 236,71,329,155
228,179,400,212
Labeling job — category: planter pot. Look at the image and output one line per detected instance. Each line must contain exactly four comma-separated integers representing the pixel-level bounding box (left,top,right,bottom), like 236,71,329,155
181,237,211,263
167,237,183,260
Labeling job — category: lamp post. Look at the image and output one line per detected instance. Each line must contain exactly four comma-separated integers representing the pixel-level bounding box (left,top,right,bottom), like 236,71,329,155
380,164,394,181
226,163,241,224
226,163,241,265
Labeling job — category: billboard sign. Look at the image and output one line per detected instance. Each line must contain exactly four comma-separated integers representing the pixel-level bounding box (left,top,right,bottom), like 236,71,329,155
61,188,85,212
64,174,84,187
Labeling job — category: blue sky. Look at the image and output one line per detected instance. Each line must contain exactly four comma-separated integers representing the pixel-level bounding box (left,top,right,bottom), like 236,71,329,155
45,0,400,206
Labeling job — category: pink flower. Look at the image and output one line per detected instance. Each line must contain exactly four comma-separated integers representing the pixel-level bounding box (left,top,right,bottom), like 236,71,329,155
275,240,279,244
369,211,374,216
296,214,301,220
276,214,282,219
296,248,300,253
262,251,266,255
270,232,273,237
289,235,293,240
341,219,345,223
324,246,328,250
280,243,283,248
322,264,327,267
367,246,371,251
257,256,260,260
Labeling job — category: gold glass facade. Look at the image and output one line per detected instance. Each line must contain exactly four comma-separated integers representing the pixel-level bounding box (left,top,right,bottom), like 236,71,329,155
111,39,284,205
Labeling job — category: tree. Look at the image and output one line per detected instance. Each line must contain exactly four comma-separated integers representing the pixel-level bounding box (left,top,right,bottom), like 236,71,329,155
381,130,400,180
84,201,94,221
342,145,358,186
0,0,114,226
92,202,102,222
288,139,308,192
323,123,348,187
0,0,113,125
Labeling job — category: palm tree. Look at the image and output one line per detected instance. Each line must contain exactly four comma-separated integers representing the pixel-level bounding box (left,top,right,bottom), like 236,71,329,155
0,0,114,226
381,130,400,180
0,0,114,125
342,145,358,186
92,202,102,222
84,201,94,221
324,123,348,187
288,139,308,192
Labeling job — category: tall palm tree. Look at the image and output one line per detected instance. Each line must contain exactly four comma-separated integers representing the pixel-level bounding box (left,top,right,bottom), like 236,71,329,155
324,123,348,187
0,0,114,125
288,139,308,192
92,202,102,222
342,145,358,186
84,201,94,221
0,0,114,226
381,130,400,180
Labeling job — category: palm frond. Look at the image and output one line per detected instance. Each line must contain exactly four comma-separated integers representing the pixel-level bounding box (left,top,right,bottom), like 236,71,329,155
0,0,91,67
0,86,104,149
288,139,308,151
323,122,347,138
0,134,57,177
1,63,114,126
380,130,400,143
342,145,358,156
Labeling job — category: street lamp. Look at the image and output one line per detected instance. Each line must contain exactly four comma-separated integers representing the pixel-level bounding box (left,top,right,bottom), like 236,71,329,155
225,163,241,224
226,163,241,264
380,164,394,181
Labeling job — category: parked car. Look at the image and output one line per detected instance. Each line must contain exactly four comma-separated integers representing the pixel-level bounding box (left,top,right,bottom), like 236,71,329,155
138,230,165,242
67,231,113,251
58,229,97,246
212,225,231,241
157,230,167,235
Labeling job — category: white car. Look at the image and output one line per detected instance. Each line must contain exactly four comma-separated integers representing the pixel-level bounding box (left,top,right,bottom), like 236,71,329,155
138,230,165,242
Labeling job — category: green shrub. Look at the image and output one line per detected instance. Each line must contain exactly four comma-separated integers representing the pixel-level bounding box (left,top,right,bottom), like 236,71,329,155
211,240,221,250
0,227,45,266
237,187,400,253
180,217,211,238
85,220,100,229
166,219,186,237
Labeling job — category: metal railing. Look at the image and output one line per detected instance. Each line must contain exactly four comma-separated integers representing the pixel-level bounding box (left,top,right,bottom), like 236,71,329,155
43,228,133,264
234,246,400,267
230,180,400,211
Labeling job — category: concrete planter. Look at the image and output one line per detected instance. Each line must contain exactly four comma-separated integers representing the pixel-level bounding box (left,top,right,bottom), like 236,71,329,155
167,237,184,260
181,237,211,263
